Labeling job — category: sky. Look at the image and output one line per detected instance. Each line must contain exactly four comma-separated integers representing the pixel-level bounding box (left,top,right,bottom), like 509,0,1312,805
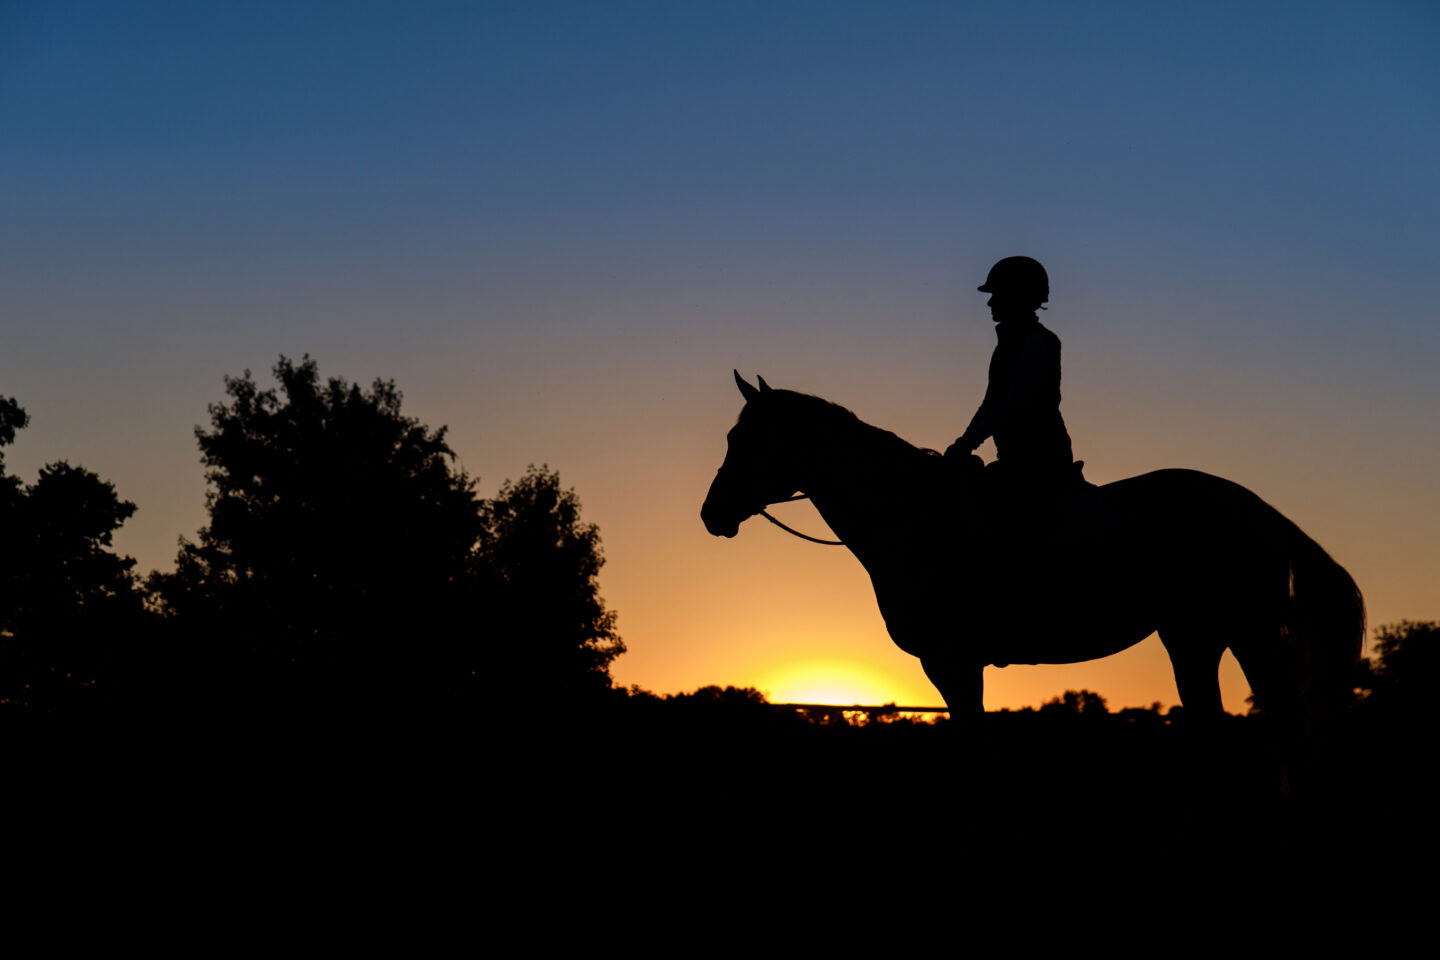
1,1,1436,712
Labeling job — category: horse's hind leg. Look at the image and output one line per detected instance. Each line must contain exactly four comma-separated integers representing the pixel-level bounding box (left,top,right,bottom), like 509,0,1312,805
1157,628,1238,844
1229,627,1309,804
1227,630,1285,718
1157,628,1226,718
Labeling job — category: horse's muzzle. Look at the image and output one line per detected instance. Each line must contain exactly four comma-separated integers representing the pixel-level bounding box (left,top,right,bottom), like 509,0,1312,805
701,477,744,538
701,502,741,538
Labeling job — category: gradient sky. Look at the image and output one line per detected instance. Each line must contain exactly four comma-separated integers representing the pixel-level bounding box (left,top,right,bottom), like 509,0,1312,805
2,1,1436,712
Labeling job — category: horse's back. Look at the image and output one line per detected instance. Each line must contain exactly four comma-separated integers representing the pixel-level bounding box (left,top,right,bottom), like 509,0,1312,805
1095,467,1335,622
1100,467,1309,546
1100,466,1270,504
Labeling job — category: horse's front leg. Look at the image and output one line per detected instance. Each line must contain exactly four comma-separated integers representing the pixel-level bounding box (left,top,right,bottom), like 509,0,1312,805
874,577,983,723
921,652,984,725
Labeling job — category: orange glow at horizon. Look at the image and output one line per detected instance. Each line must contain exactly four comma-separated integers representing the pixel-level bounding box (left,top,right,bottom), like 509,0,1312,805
756,658,939,707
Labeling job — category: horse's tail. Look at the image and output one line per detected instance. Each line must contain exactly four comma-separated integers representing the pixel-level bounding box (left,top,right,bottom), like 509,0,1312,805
1281,520,1364,780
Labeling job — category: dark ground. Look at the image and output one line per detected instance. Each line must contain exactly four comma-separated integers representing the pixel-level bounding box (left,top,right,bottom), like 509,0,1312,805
7,693,1425,923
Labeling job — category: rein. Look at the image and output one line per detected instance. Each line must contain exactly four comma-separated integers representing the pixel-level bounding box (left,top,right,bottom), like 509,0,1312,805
759,495,844,546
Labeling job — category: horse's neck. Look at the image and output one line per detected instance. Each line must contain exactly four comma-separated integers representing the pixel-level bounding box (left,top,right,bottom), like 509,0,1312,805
799,421,929,561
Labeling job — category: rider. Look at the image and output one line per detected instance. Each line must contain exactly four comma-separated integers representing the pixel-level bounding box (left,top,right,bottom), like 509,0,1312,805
944,256,1077,499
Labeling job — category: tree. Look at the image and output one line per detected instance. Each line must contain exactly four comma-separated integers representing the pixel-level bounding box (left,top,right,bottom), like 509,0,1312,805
151,356,487,715
1356,620,1440,721
0,397,146,717
479,465,624,699
1040,689,1109,716
152,358,625,719
1369,621,1440,690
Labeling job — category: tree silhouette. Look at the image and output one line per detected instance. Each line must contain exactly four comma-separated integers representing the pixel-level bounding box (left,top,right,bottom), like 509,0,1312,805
1040,689,1110,715
0,397,146,717
1356,620,1440,725
151,356,486,718
1368,621,1439,691
151,358,626,722
479,465,623,700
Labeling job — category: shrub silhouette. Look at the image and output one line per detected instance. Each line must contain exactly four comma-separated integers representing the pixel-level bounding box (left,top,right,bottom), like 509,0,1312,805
1040,689,1110,715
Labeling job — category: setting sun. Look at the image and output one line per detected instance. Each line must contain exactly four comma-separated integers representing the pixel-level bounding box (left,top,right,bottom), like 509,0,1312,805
758,659,933,707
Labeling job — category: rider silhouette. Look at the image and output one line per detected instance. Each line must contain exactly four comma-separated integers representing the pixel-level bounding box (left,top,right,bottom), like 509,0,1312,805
945,256,1076,496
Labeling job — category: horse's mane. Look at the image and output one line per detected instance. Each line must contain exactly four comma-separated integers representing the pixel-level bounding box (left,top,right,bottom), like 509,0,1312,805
759,389,939,468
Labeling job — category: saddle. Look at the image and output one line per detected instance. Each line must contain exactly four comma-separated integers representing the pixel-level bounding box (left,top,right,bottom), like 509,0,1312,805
943,453,1106,555
945,450,1090,494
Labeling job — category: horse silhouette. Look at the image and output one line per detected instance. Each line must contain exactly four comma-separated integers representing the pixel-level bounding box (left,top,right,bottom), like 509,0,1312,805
702,372,1363,749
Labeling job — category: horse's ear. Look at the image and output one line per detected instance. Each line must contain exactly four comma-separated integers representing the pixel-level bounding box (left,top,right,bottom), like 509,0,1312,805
757,375,772,393
734,370,760,403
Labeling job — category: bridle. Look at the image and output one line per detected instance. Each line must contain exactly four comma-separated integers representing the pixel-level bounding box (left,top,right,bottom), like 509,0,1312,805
712,452,845,547
759,494,844,546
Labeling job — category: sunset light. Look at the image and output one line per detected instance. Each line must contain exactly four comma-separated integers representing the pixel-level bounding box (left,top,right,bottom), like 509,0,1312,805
758,659,929,707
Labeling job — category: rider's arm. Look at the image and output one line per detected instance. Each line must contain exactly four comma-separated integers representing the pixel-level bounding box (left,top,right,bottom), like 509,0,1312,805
952,376,1002,454
958,400,996,451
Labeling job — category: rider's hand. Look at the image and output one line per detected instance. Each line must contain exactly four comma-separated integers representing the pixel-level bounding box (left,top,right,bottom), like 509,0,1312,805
943,443,983,481
944,436,977,459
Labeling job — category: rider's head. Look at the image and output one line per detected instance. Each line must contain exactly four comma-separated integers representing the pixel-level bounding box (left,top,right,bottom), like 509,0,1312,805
978,256,1048,321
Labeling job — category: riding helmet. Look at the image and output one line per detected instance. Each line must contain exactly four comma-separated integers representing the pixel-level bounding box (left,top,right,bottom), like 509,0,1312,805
978,256,1049,304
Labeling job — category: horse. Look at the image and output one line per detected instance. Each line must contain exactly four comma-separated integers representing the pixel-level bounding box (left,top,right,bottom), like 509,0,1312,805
701,372,1363,751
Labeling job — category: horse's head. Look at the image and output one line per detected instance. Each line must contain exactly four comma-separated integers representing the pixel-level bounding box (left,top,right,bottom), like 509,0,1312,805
701,371,805,538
